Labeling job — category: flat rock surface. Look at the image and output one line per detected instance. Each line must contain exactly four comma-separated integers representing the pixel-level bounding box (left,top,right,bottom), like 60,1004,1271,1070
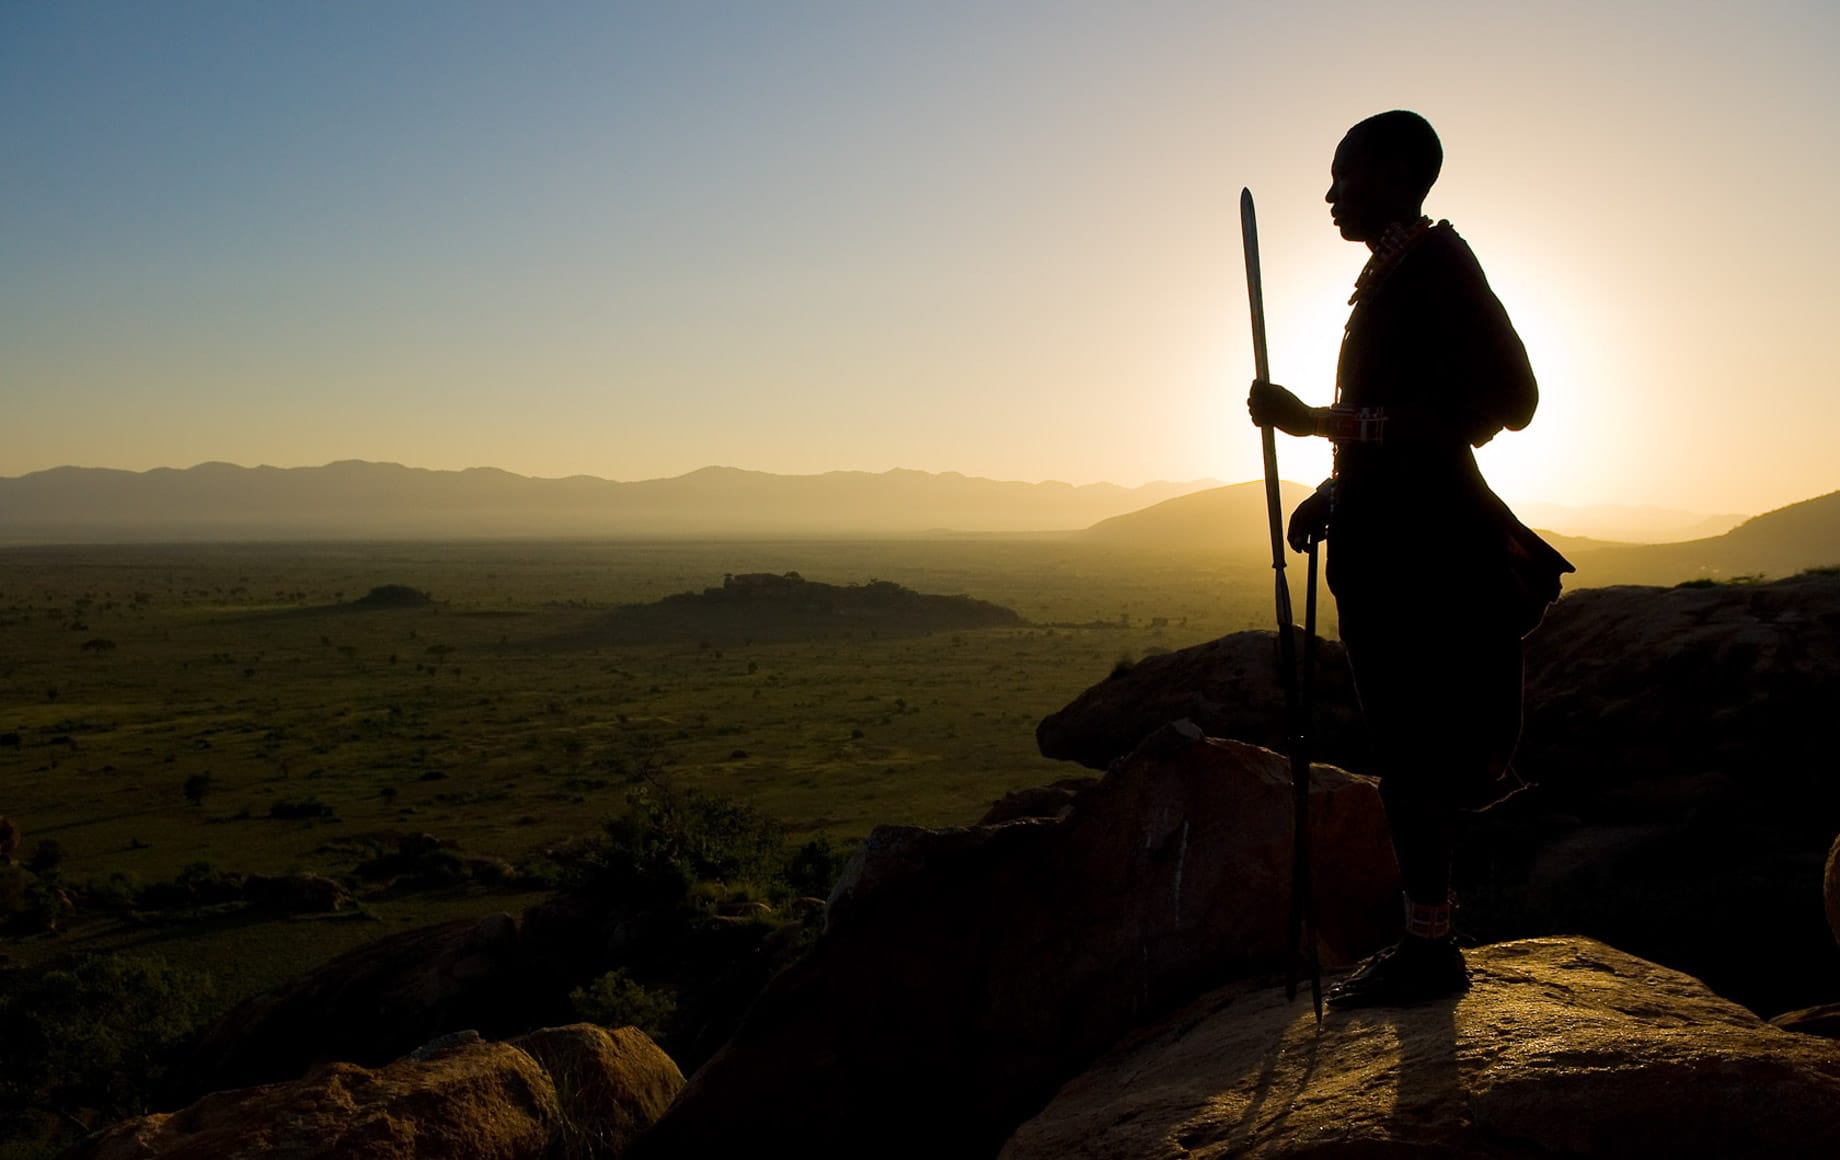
1003,937,1840,1159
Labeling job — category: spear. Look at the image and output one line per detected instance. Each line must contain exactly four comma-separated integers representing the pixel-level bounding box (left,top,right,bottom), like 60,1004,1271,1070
1240,186,1322,1024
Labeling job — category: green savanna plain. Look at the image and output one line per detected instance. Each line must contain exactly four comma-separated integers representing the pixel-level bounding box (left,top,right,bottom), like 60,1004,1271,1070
0,538,1288,1008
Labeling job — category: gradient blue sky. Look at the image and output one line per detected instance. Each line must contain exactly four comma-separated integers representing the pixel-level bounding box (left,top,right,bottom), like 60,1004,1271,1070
4,1,1836,513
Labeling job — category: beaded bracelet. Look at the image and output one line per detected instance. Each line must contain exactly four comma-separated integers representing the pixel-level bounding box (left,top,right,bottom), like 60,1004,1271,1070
1314,406,1388,444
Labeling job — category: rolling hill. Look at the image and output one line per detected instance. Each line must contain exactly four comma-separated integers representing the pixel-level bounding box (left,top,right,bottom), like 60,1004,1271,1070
1562,489,1840,585
1071,481,1840,589
1077,480,1314,557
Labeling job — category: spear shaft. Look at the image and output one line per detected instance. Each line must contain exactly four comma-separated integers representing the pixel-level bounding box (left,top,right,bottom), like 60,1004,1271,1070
1240,187,1322,1023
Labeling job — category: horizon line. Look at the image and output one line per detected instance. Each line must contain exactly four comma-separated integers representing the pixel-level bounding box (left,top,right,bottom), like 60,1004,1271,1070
1,458,1234,492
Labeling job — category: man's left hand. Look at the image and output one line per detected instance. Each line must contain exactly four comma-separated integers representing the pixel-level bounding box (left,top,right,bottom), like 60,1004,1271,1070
1247,379,1315,436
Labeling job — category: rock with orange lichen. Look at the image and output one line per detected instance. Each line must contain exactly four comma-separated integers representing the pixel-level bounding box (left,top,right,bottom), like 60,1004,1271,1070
1001,937,1840,1159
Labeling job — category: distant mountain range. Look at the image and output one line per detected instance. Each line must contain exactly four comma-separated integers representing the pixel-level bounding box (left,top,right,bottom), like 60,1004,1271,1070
0,461,1223,541
3,461,1823,587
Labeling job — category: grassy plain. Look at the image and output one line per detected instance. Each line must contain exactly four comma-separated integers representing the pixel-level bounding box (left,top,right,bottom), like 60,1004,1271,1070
0,538,1283,1006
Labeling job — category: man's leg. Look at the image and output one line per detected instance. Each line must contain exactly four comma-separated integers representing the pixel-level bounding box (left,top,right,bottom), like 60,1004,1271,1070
1323,779,1471,1008
1328,613,1480,1007
1383,783,1458,939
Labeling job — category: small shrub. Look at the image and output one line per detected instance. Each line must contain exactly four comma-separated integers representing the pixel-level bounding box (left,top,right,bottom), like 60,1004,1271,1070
182,773,212,807
783,836,848,900
1675,573,1768,589
568,969,675,1039
80,871,142,914
0,865,28,916
269,797,335,821
568,784,786,912
26,840,63,876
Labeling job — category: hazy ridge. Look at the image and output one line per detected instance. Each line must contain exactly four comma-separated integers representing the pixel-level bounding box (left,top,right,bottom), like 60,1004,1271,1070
0,461,1222,541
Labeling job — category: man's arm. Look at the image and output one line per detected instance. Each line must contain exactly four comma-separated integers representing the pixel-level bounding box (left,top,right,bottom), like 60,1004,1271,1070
1249,354,1532,447
1248,380,1456,445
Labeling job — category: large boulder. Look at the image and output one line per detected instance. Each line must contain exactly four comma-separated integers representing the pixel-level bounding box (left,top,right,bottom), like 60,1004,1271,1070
1507,576,1840,1013
71,1024,681,1160
1036,628,1366,773
505,1025,684,1159
637,727,1398,1159
1003,937,1840,1158
1040,574,1840,1014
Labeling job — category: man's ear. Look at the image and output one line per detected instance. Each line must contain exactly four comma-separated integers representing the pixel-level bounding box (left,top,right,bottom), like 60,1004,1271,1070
1380,153,1419,204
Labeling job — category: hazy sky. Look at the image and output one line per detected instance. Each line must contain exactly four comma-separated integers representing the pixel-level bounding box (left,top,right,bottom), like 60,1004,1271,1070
4,2,1835,514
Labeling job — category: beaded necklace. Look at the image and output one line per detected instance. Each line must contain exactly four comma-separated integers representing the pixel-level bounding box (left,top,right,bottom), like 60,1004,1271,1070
1347,216,1442,307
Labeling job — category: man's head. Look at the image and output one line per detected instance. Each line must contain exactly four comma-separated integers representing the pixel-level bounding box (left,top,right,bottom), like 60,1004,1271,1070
1326,110,1442,244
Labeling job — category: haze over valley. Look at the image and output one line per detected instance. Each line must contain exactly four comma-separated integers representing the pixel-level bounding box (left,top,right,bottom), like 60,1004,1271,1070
1,458,1821,591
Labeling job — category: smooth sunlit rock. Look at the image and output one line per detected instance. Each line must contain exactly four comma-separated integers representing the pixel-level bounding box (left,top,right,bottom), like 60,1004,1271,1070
1001,937,1840,1158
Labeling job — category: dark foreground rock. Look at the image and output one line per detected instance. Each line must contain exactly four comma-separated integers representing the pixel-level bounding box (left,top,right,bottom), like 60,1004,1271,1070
636,728,1399,1159
182,911,545,1095
1040,574,1840,1014
1002,937,1840,1159
1827,832,1840,945
71,1024,680,1160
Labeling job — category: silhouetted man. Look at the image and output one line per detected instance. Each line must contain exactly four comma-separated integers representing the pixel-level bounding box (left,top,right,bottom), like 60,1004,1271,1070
1248,110,1570,1006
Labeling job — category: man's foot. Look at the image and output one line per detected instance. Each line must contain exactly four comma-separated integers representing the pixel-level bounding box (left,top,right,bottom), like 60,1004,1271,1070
1324,936,1470,1009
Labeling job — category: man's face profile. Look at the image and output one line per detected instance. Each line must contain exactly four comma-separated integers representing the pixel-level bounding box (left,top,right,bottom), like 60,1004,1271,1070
1325,134,1413,245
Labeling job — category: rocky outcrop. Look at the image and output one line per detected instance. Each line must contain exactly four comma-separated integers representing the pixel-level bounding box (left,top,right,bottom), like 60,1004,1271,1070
72,1024,681,1160
637,728,1399,1159
1036,628,1366,773
1040,574,1840,1015
1003,937,1840,1159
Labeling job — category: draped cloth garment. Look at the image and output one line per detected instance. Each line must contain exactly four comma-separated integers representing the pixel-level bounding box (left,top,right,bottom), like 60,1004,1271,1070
1326,223,1572,811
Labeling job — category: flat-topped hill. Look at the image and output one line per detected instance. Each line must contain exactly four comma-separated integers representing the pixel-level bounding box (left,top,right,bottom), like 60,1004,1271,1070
573,572,1022,644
